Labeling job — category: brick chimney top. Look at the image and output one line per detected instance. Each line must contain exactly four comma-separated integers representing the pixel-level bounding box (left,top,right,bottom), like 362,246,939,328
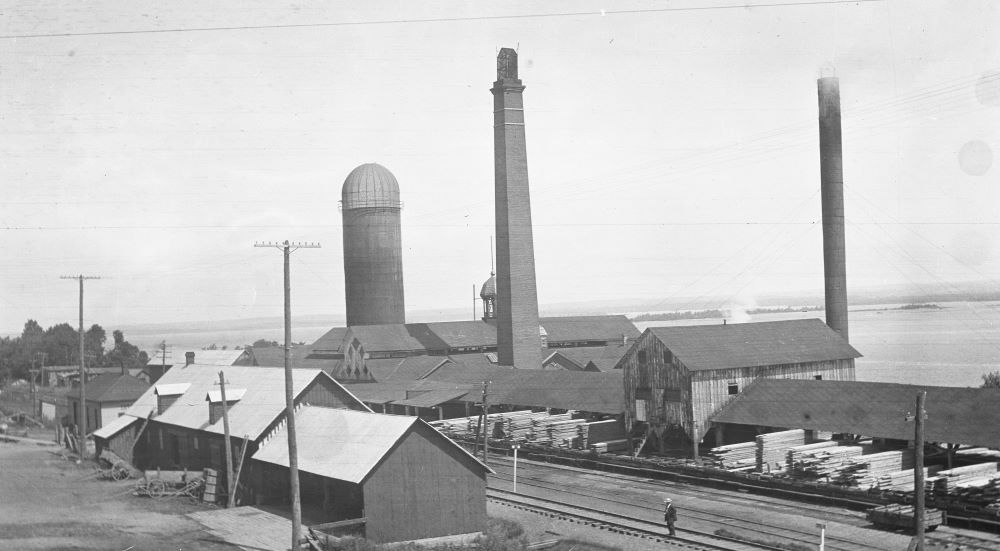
185,351,195,366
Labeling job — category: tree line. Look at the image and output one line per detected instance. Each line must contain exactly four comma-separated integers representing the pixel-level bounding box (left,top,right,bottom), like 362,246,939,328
0,319,148,383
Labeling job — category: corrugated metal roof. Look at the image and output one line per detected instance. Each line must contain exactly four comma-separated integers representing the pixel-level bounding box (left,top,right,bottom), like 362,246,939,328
712,379,1000,448
92,413,140,440
553,344,630,371
124,364,325,440
344,380,471,405
346,325,427,352
420,321,497,349
540,315,640,343
72,373,150,403
252,407,414,483
647,319,861,371
183,350,250,366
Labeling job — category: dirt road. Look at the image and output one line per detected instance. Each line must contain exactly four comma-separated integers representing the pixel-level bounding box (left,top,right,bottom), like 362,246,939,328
0,440,238,551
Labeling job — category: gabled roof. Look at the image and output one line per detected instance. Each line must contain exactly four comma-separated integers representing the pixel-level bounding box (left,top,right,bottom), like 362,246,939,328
364,356,452,382
252,406,491,483
419,321,498,349
251,345,333,370
344,380,471,405
646,319,861,371
712,379,1000,448
540,315,639,343
124,364,367,440
545,344,630,371
393,389,471,408
345,324,427,352
308,327,349,352
73,373,150,403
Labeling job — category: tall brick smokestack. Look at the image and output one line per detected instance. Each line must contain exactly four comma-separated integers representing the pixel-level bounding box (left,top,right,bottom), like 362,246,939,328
492,48,542,369
818,76,849,341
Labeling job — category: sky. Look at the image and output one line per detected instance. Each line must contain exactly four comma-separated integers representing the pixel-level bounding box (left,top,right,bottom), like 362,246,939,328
2,0,998,335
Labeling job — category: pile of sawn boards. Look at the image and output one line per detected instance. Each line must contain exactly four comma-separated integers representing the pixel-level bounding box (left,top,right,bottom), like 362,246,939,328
429,411,626,452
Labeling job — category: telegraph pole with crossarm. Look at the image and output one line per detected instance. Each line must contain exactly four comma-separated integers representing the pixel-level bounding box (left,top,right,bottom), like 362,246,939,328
254,240,320,551
60,274,100,458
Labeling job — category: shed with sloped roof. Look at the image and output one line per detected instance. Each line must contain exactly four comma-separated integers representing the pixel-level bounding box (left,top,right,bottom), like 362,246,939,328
252,406,490,543
66,372,150,434
618,319,860,454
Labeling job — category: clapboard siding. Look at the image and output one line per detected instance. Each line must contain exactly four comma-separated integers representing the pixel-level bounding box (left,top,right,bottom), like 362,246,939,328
362,423,487,543
621,331,692,433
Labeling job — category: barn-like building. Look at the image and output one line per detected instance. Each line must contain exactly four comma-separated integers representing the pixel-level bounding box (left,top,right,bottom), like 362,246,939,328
618,319,860,454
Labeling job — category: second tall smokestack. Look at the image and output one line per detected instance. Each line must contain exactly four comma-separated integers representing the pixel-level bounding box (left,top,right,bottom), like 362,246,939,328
818,76,849,341
492,48,542,369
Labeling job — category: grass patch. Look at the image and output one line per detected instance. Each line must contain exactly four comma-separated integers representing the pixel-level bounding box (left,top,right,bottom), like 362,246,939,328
714,528,812,551
323,518,530,551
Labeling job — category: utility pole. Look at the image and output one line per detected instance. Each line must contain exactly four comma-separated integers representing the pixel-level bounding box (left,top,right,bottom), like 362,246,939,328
480,380,490,466
158,341,171,380
60,274,100,456
912,391,927,551
217,371,235,508
255,240,320,551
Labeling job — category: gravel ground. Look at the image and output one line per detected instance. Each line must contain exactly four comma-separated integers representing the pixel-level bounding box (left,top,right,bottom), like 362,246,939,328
0,441,238,551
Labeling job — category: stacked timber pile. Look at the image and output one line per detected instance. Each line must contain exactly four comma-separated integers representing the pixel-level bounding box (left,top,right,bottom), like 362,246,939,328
707,442,757,471
530,413,572,445
786,441,841,471
787,446,863,481
756,430,806,472
877,466,942,492
501,411,544,440
578,419,623,449
830,450,914,488
926,463,999,496
546,418,586,448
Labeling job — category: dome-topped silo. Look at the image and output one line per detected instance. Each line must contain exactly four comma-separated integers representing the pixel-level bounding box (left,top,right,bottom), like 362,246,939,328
341,163,405,326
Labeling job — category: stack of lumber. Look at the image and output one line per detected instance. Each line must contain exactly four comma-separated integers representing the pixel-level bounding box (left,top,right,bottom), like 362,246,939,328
756,430,806,472
545,418,586,448
787,446,863,480
831,450,914,488
926,463,999,496
578,419,624,449
529,413,572,445
877,466,943,492
589,439,630,453
501,411,543,441
786,441,841,470
707,441,757,471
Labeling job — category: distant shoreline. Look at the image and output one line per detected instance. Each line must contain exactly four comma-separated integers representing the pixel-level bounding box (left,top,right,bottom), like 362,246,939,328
629,303,945,322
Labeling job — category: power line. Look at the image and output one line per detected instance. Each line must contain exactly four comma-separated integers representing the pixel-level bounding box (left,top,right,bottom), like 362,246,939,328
0,1,883,40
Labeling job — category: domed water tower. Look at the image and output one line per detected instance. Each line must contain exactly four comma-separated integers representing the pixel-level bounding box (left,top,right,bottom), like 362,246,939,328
341,163,405,326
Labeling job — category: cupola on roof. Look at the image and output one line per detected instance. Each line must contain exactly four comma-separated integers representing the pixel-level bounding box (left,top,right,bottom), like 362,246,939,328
479,273,496,299
342,163,401,209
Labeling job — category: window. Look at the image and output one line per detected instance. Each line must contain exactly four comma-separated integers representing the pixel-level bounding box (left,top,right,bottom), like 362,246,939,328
663,350,673,364
727,383,739,395
637,350,647,365
192,436,199,451
635,387,652,400
158,428,164,450
664,389,682,402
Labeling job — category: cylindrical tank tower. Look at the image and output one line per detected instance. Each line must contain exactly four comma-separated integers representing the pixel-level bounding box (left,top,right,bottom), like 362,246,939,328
341,163,405,326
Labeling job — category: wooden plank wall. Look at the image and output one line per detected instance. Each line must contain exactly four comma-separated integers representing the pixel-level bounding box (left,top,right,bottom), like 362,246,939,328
691,358,855,439
621,331,692,434
362,423,486,543
299,376,369,411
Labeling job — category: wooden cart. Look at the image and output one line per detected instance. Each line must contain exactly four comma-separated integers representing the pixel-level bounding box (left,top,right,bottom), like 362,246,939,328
134,469,205,501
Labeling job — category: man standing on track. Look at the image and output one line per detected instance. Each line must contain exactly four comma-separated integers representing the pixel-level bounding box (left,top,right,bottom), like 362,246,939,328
663,497,677,536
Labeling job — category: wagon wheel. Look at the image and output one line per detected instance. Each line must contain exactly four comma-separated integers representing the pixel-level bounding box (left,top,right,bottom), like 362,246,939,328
148,479,167,498
188,481,205,503
111,462,130,481
134,480,148,495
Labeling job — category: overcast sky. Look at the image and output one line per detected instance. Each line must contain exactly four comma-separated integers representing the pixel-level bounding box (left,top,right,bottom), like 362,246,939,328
2,0,998,333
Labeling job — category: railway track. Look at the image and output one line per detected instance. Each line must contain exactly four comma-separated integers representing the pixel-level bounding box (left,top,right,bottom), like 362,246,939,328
488,487,765,550
489,457,1000,551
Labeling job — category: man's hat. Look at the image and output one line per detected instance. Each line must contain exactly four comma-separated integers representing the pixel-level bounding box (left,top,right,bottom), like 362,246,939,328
664,498,672,503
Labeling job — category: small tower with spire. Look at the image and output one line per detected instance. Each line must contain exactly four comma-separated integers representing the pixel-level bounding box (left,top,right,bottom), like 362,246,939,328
480,272,497,321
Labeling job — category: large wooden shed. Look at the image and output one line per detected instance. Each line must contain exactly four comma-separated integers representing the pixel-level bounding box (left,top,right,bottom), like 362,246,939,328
618,319,859,453
252,405,491,543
